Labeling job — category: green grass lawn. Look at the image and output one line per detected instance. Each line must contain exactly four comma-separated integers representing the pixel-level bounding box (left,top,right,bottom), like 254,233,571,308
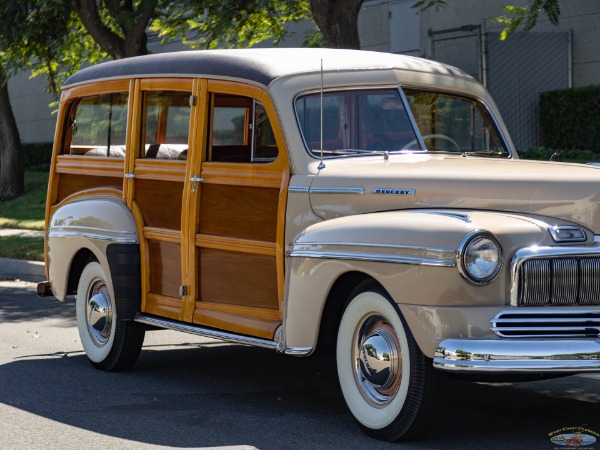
0,169,48,230
0,168,48,260
0,236,44,261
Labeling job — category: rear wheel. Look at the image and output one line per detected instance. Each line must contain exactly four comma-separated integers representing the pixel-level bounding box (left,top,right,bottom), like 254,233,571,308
76,261,145,371
336,281,445,441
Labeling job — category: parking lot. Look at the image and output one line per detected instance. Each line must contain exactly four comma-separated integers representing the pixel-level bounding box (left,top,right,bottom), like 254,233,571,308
1,279,599,450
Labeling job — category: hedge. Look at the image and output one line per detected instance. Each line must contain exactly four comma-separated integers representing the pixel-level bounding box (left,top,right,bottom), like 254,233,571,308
540,85,600,152
22,142,53,167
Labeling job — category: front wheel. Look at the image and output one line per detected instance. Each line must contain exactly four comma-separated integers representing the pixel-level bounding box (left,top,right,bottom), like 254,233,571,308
336,282,445,441
76,261,145,371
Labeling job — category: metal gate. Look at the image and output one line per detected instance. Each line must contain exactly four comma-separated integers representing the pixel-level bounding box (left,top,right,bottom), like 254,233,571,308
431,26,571,150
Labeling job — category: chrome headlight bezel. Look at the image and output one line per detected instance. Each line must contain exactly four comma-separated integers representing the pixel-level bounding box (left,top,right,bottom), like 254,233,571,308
457,230,503,285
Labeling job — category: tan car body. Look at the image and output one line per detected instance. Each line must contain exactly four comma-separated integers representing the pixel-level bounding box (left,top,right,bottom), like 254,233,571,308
42,48,600,372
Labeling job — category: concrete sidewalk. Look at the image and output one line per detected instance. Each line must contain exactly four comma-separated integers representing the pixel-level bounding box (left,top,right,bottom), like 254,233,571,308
0,228,45,282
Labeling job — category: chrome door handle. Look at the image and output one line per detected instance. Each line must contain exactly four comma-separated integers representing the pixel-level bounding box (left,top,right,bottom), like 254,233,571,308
190,176,203,192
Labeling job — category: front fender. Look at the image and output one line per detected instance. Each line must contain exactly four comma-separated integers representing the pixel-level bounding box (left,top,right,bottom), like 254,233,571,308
282,209,567,356
47,195,139,300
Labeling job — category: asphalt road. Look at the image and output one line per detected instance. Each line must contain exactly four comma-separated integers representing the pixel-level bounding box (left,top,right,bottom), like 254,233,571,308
1,280,599,450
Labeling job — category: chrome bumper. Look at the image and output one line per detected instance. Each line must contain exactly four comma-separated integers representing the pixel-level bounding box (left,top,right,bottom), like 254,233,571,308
433,338,600,373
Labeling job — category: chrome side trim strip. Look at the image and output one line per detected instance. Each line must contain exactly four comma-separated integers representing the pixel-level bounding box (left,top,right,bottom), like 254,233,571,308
434,338,600,373
288,248,456,267
134,314,313,356
509,236,600,306
309,187,365,195
291,241,455,254
288,186,310,193
48,225,137,244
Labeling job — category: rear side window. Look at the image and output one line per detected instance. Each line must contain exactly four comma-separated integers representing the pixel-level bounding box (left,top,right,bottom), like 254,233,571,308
65,92,129,157
140,91,191,160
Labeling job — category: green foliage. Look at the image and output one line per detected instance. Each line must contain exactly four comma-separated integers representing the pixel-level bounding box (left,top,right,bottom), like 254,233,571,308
539,85,600,152
152,0,311,49
518,147,599,163
495,0,561,40
22,143,54,167
0,170,48,230
0,0,106,96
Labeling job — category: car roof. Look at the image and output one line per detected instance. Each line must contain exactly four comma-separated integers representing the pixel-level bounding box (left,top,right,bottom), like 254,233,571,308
64,48,472,87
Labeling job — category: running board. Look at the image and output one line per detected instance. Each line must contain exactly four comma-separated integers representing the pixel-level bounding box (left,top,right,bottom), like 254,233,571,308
134,313,313,356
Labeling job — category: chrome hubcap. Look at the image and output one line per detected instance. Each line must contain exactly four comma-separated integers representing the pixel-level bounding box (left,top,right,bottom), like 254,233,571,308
86,279,113,347
354,315,402,406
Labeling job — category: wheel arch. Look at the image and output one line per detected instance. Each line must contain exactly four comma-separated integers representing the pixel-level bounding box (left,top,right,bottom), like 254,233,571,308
315,271,379,356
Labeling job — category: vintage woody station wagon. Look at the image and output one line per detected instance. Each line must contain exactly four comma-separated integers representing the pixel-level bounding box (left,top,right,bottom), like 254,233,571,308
39,48,600,441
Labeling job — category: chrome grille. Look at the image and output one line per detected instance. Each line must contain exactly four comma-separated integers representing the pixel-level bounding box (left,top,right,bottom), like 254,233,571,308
517,257,600,306
492,310,600,338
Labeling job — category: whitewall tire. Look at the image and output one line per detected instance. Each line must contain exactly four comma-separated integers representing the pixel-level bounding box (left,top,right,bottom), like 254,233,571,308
76,261,144,371
336,281,445,441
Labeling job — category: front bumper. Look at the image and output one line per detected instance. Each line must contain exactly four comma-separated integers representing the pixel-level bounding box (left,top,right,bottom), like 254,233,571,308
433,338,600,373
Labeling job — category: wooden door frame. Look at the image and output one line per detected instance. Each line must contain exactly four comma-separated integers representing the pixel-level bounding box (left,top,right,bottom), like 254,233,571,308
182,79,290,338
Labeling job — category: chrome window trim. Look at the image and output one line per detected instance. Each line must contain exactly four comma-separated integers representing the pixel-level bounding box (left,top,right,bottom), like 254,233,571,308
48,225,137,244
288,242,456,267
509,236,600,306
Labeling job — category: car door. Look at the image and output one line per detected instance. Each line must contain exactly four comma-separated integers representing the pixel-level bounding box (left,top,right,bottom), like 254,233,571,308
182,80,290,339
125,78,199,321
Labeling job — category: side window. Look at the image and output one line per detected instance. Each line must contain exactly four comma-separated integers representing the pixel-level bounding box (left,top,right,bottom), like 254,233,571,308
140,91,190,160
209,94,278,163
66,92,128,157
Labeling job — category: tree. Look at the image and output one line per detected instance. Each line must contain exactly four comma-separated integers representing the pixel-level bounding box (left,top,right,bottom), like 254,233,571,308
308,0,363,49
0,64,23,200
415,0,561,40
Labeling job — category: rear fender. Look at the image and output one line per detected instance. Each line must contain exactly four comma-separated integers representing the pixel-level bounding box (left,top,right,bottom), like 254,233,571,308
47,195,138,301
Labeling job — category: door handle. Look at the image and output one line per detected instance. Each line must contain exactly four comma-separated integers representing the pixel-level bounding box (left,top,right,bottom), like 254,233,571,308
190,176,203,192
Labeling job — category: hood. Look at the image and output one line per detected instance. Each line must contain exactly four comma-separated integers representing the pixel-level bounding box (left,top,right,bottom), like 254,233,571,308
308,154,600,233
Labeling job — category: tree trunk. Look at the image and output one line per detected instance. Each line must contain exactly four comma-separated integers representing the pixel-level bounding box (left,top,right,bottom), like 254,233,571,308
309,0,363,49
69,0,156,59
0,65,24,201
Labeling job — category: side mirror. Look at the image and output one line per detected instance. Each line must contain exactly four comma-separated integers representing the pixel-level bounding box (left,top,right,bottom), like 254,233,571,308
550,152,562,162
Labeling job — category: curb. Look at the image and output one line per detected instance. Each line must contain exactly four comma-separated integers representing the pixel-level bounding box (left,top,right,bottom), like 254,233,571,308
0,257,46,283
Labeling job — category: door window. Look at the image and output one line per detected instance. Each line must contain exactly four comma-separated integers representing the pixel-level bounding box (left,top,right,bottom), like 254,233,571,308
140,91,191,160
209,94,278,163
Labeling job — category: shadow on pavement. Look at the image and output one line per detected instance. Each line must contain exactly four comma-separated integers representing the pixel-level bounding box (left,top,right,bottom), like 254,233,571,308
0,283,75,325
1,338,599,449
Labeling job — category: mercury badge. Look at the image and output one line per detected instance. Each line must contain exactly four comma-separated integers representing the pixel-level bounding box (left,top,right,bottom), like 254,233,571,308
372,188,416,196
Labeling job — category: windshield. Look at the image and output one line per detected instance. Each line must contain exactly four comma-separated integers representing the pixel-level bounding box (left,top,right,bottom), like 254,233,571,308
403,89,506,155
295,87,508,158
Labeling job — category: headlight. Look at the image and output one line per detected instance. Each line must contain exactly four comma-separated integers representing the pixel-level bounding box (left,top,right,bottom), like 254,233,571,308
458,231,502,284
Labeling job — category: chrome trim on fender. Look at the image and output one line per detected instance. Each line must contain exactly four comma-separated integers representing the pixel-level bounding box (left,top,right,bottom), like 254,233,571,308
48,225,137,244
433,338,600,373
288,242,456,267
309,187,365,195
134,314,313,356
288,185,310,193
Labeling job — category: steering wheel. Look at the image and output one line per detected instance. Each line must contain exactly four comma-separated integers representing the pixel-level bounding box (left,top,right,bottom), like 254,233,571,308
402,134,461,152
